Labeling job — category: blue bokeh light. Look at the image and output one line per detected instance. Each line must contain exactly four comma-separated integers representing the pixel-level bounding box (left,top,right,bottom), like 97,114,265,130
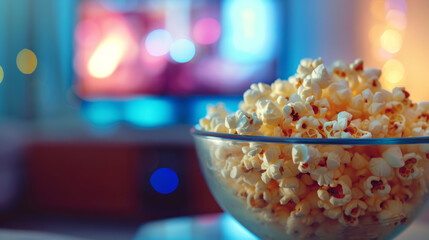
220,0,277,63
150,168,179,194
83,101,121,126
124,97,175,128
170,39,196,63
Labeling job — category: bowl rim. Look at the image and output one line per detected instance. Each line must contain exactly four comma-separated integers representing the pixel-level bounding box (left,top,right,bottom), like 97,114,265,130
191,125,429,145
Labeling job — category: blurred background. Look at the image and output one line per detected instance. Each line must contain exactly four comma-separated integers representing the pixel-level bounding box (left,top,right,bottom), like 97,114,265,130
0,0,426,239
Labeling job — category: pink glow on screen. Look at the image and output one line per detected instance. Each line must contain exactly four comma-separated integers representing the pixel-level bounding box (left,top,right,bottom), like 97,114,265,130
193,18,221,45
140,45,168,76
75,19,102,47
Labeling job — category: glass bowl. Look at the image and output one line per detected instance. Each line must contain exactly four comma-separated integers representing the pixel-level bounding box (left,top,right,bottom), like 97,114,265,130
191,126,429,240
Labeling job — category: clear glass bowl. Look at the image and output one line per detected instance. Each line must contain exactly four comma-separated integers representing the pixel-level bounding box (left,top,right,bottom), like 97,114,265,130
191,127,429,240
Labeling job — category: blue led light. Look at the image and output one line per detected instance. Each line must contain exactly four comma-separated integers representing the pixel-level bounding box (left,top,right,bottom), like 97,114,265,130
170,39,196,63
220,0,277,63
150,168,179,194
124,97,175,128
83,101,120,126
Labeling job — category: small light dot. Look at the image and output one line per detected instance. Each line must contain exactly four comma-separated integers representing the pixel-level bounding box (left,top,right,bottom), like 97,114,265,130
150,168,179,194
0,66,3,83
386,10,407,30
145,29,173,57
193,18,221,45
383,59,405,83
170,39,195,63
380,30,402,54
17,49,37,74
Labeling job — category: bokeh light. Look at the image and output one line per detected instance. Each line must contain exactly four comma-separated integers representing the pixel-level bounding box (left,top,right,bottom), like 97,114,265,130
124,97,175,127
386,10,407,30
16,49,37,74
83,101,121,126
88,35,126,78
150,168,179,194
382,59,405,83
380,29,402,53
145,29,173,57
385,0,407,14
193,18,221,45
0,66,3,83
170,39,196,63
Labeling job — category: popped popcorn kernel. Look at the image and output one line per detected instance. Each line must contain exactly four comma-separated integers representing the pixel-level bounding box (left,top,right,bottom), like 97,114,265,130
363,176,391,197
199,57,429,238
397,153,423,180
369,157,392,177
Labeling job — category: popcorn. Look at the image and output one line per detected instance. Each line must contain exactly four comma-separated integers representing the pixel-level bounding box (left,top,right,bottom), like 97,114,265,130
292,145,320,173
200,58,429,237
261,159,283,183
241,83,271,112
388,114,406,137
297,59,314,74
366,194,390,213
360,68,382,91
281,160,300,177
256,99,283,126
280,187,300,205
391,185,413,203
332,60,349,79
292,147,311,166
296,116,320,131
311,64,331,89
350,58,364,72
270,79,296,98
297,77,322,100
317,180,352,206
368,91,386,115
381,146,404,168
377,199,405,225
200,104,229,133
310,167,335,186
369,157,392,177
227,110,263,135
351,152,369,170
325,81,352,106
318,200,342,219
347,94,364,117
339,213,359,226
363,176,391,197
397,153,423,180
260,144,281,164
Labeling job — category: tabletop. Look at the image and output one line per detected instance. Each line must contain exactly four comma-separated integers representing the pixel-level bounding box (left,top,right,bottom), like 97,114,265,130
133,213,429,240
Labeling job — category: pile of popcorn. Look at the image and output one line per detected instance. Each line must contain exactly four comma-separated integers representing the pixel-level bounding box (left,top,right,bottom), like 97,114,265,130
199,58,429,238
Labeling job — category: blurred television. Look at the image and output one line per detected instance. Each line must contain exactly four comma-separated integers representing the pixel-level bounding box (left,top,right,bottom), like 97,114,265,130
74,0,281,128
